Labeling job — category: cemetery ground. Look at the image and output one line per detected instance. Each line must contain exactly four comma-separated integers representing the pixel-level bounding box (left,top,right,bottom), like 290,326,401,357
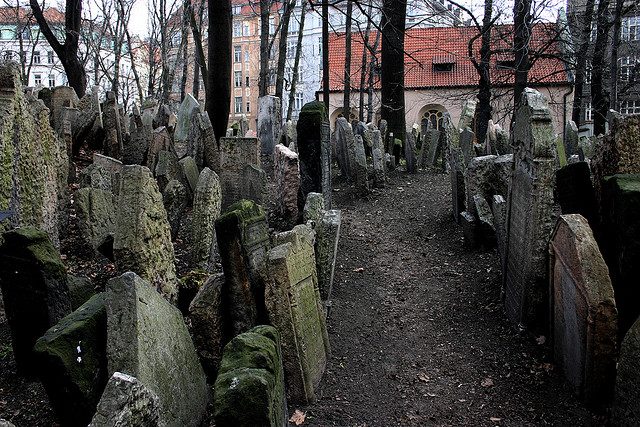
0,163,608,426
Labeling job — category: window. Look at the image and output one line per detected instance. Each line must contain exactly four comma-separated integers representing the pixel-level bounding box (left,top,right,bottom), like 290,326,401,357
246,101,251,113
584,102,592,122
48,74,55,87
34,74,42,86
235,71,242,87
433,62,454,73
21,28,30,40
33,51,41,64
269,44,275,60
48,51,54,64
619,56,639,81
270,17,276,35
233,21,242,38
243,22,250,36
245,75,250,86
294,92,304,110
234,46,242,62
235,96,242,113
245,50,250,62
622,16,639,41
287,40,297,58
585,63,592,84
422,108,445,130
4,51,12,61
233,4,241,14
619,100,640,115
289,15,299,33
318,37,322,57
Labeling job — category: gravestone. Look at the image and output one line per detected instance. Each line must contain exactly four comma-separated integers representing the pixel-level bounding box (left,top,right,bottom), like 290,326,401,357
303,192,325,225
105,272,209,427
613,315,640,425
265,225,330,404
417,121,432,169
74,188,117,252
473,195,496,249
175,93,200,141
78,164,118,195
102,91,122,159
549,214,617,406
564,120,579,157
316,210,341,302
457,99,476,131
240,164,268,208
556,162,598,228
219,137,260,210
372,129,386,186
426,122,445,166
465,155,498,216
113,165,178,304
124,116,151,166
93,153,123,175
274,144,300,221
67,275,96,311
215,200,270,337
496,127,509,155
154,150,186,194
257,95,282,155
297,101,331,219
145,127,173,172
504,88,558,330
460,127,476,166
460,210,478,250
492,195,508,270
334,117,354,180
0,227,71,374
162,179,188,240
179,156,200,194
187,108,217,171
449,147,466,223
405,131,417,173
213,326,287,427
354,135,370,193
190,167,222,271
33,293,108,427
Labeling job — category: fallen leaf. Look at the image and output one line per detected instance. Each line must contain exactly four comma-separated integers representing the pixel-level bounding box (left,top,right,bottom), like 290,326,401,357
490,417,502,422
481,378,494,387
353,267,364,272
417,374,430,383
289,409,306,425
536,335,546,345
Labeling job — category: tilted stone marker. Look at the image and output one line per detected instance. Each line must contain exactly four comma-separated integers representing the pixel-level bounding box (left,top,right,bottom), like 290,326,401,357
564,120,579,157
372,130,386,186
113,165,178,304
179,155,200,194
219,137,261,210
473,195,496,249
460,127,476,166
0,227,71,374
215,200,270,337
457,99,476,132
274,144,300,221
257,95,282,155
190,167,222,271
316,210,341,303
33,293,108,427
145,126,173,172
549,214,618,407
174,93,200,142
265,225,330,404
303,192,325,225
74,187,117,253
154,150,187,194
613,315,640,425
162,179,188,240
105,272,209,427
503,88,558,330
334,118,353,179
354,135,370,194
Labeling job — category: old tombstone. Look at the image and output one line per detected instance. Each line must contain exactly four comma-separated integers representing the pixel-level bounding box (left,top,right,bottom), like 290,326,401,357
179,156,200,194
549,214,618,406
102,91,122,159
33,293,108,427
316,210,341,303
162,179,188,240
354,135,370,193
417,121,432,169
175,93,200,142
215,200,270,337
67,275,96,311
612,315,640,424
113,165,178,304
449,146,466,223
154,150,186,194
213,325,287,427
556,162,599,228
152,104,172,130
460,127,476,166
0,227,71,374
426,120,445,166
145,127,173,172
457,99,476,131
496,127,509,155
123,112,151,166
405,131,417,173
465,155,498,216
105,272,209,427
219,137,261,210
303,192,325,225
78,163,118,195
190,168,222,271
274,144,300,221
334,117,354,180
74,187,117,253
265,225,330,404
297,101,332,219
503,88,558,330
257,95,282,155
473,195,496,249
492,195,508,270
0,63,69,247
240,164,268,208
564,120,579,157
460,210,478,250
189,273,225,382
372,130,386,186
73,88,100,156
187,109,218,171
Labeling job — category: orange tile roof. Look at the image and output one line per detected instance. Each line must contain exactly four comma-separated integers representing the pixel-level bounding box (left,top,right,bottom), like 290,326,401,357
327,24,569,91
0,6,63,24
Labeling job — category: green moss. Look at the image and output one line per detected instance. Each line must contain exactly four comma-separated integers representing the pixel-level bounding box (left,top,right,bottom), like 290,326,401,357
180,269,211,291
0,226,66,278
297,101,327,133
217,199,265,231
218,330,279,375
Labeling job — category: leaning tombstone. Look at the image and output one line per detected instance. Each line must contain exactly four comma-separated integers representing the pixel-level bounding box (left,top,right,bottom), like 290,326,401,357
613,315,640,425
549,214,618,407
303,192,325,225
405,131,417,173
564,120,579,157
154,150,187,194
473,195,496,249
354,135,370,193
460,127,476,166
274,144,300,222
457,99,476,132
145,126,173,172
0,227,71,374
105,273,209,427
316,210,341,303
162,179,188,240
74,187,117,253
179,155,200,195
257,95,282,155
265,225,330,404
190,167,222,271
174,93,200,142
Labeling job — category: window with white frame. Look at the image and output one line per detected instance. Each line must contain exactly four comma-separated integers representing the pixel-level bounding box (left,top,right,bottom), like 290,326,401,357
245,50,249,62
584,102,593,122
287,40,296,58
33,51,40,64
619,100,640,115
34,73,42,86
246,101,250,113
235,96,242,113
585,63,592,84
294,92,304,110
233,21,242,38
270,17,276,35
289,15,299,33
235,71,242,87
48,74,55,87
234,45,242,62
245,75,250,86
619,56,640,81
243,22,250,36
622,16,640,41
48,51,54,64
233,4,241,14
318,37,322,57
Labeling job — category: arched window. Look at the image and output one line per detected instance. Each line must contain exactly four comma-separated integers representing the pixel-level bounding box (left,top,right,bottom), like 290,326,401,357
422,108,445,131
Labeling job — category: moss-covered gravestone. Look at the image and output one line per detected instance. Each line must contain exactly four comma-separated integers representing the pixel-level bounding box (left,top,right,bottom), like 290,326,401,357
214,325,287,427
0,226,71,375
33,293,108,426
74,187,117,253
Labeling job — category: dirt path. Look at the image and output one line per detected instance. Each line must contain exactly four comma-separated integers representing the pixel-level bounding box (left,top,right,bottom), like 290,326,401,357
296,169,604,426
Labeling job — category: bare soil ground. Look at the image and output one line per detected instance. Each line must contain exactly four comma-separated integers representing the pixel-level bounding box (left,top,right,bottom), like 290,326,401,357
0,163,609,426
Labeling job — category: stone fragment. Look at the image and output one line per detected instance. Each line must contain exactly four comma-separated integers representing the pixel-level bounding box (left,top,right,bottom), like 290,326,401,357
145,127,173,172
257,95,282,155
460,127,476,166
460,210,478,250
213,325,287,427
564,120,579,157
113,165,178,303
74,188,117,252
334,117,354,180
492,195,508,270
549,214,618,407
154,150,186,194
613,315,640,425
316,210,341,302
67,275,96,311
175,94,200,142
179,156,200,194
190,168,222,271
105,272,209,427
162,179,188,240
78,163,118,194
219,137,260,210
303,192,325,225
473,195,496,249
354,135,370,193
265,225,330,404
187,109,218,171
33,293,108,426
457,100,476,131
274,144,300,221
372,130,386,186
0,227,71,374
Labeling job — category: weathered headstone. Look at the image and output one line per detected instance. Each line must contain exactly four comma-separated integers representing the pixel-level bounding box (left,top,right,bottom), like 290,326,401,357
154,150,186,194
123,118,151,166
0,227,71,374
492,195,508,270
354,135,370,193
460,210,478,250
190,167,222,271
613,315,640,424
145,126,173,172
265,225,330,404
503,88,558,330
457,99,476,131
257,95,282,155
74,187,117,252
219,137,260,210
213,325,287,427
187,109,218,171
33,293,108,426
162,179,188,240
240,164,268,208
78,163,118,194
316,209,341,303
179,155,200,194
496,126,509,155
449,147,466,223
465,155,498,216
334,117,354,180
417,121,432,169
297,101,332,219
102,91,122,159
274,144,300,221
175,93,200,141
215,200,270,337
473,195,496,249
372,129,386,187
549,214,618,406
426,125,444,166
105,272,209,427
405,131,417,173
564,120,579,157
303,192,325,225
113,165,178,304
67,274,96,311
460,127,476,166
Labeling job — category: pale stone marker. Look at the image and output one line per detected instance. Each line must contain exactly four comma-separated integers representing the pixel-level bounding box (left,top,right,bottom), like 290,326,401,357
219,137,261,210
334,117,354,180
303,192,325,225
258,95,282,155
457,99,476,131
316,209,341,303
174,93,200,141
190,167,222,271
564,120,579,157
274,144,300,221
549,214,617,406
74,188,117,252
354,135,370,193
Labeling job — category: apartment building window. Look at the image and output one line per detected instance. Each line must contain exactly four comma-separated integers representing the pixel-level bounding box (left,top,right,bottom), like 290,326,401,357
34,74,42,86
620,100,640,115
619,56,639,81
235,96,242,113
289,15,299,33
235,71,242,87
287,40,296,58
48,74,55,87
48,51,54,64
245,75,250,86
243,22,250,36
233,4,241,14
584,102,592,122
318,37,322,56
234,46,242,62
246,101,250,113
294,92,304,110
585,63,592,84
233,21,242,38
269,17,276,35
622,16,640,41
245,50,249,62
33,51,41,64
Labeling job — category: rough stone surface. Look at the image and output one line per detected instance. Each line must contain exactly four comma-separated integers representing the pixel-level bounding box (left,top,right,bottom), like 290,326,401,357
175,94,200,142
473,195,496,249
492,195,508,271
457,100,476,132
265,225,330,404
354,135,370,193
213,325,287,427
257,96,282,155
146,127,173,172
113,165,178,304
179,156,200,194
162,179,188,241
74,187,117,252
303,192,325,225
549,214,618,407
274,144,300,221
316,209,341,302
372,130,386,186
0,227,71,374
33,293,108,426
219,137,260,210
460,127,476,166
190,167,222,271
334,118,353,180
465,155,498,215
123,118,151,166
613,315,640,425
78,163,118,194
105,272,209,427
67,274,96,311
564,120,579,157
89,372,162,427
154,150,186,194
449,147,466,223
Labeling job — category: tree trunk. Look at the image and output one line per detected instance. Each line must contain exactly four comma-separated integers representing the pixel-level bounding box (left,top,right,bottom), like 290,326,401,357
207,0,232,143
367,31,380,123
322,0,329,109
591,0,611,135
359,4,373,122
513,0,532,108
259,0,272,97
381,0,407,162
343,0,353,121
475,0,493,147
571,0,596,125
180,7,190,102
286,0,307,121
275,0,295,99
